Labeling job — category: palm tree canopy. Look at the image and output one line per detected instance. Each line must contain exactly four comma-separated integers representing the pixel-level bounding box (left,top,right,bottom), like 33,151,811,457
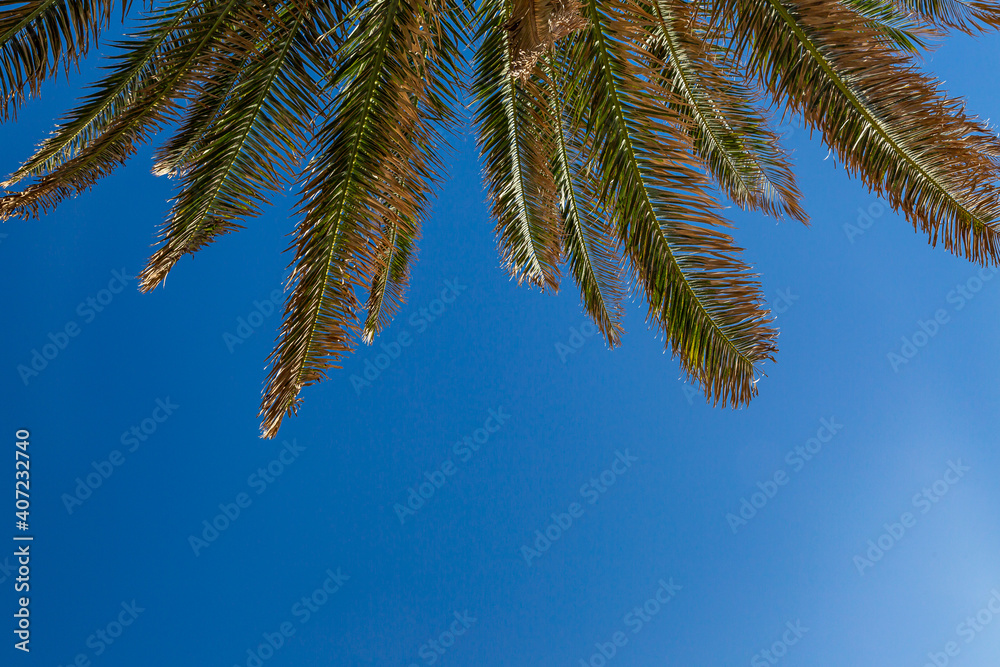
2,0,999,437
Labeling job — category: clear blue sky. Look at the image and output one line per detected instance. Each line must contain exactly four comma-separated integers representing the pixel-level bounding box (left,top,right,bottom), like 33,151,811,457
2,22,1000,667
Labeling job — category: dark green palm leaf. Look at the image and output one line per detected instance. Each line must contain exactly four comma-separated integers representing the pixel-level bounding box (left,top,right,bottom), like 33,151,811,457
842,0,936,50
649,0,806,223
543,53,626,346
0,0,247,220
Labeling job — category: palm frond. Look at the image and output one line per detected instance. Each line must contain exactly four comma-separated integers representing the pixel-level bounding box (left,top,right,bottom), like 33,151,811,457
258,0,468,437
1,0,200,188
649,0,806,223
561,0,777,406
0,0,124,119
895,0,1000,33
842,0,937,50
0,0,247,221
138,0,336,292
473,0,562,290
150,44,251,180
723,0,1000,263
361,0,467,342
362,211,418,342
543,53,625,346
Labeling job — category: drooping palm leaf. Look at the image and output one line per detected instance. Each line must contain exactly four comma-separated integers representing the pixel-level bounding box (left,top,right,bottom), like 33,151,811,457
360,0,468,343
138,0,337,291
560,0,777,406
363,211,418,342
723,0,1000,263
473,0,562,290
649,0,807,223
542,53,626,346
1,0,200,188
258,0,467,437
895,0,1000,33
0,0,124,119
0,0,247,220
843,0,937,50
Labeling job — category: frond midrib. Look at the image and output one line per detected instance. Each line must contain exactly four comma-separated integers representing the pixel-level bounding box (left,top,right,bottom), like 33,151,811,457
176,9,306,243
499,4,546,279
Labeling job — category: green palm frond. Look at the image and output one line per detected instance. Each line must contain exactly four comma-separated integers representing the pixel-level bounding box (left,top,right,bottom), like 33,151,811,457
2,0,999,436
724,0,1000,263
543,54,626,346
1,0,200,189
360,0,468,342
138,0,337,292
561,0,777,406
0,0,246,220
0,0,124,119
473,0,562,290
650,0,806,223
150,36,257,180
258,0,467,437
842,0,937,50
363,212,418,342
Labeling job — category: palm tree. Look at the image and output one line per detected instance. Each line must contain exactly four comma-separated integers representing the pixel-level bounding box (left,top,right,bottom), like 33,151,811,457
2,0,999,437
